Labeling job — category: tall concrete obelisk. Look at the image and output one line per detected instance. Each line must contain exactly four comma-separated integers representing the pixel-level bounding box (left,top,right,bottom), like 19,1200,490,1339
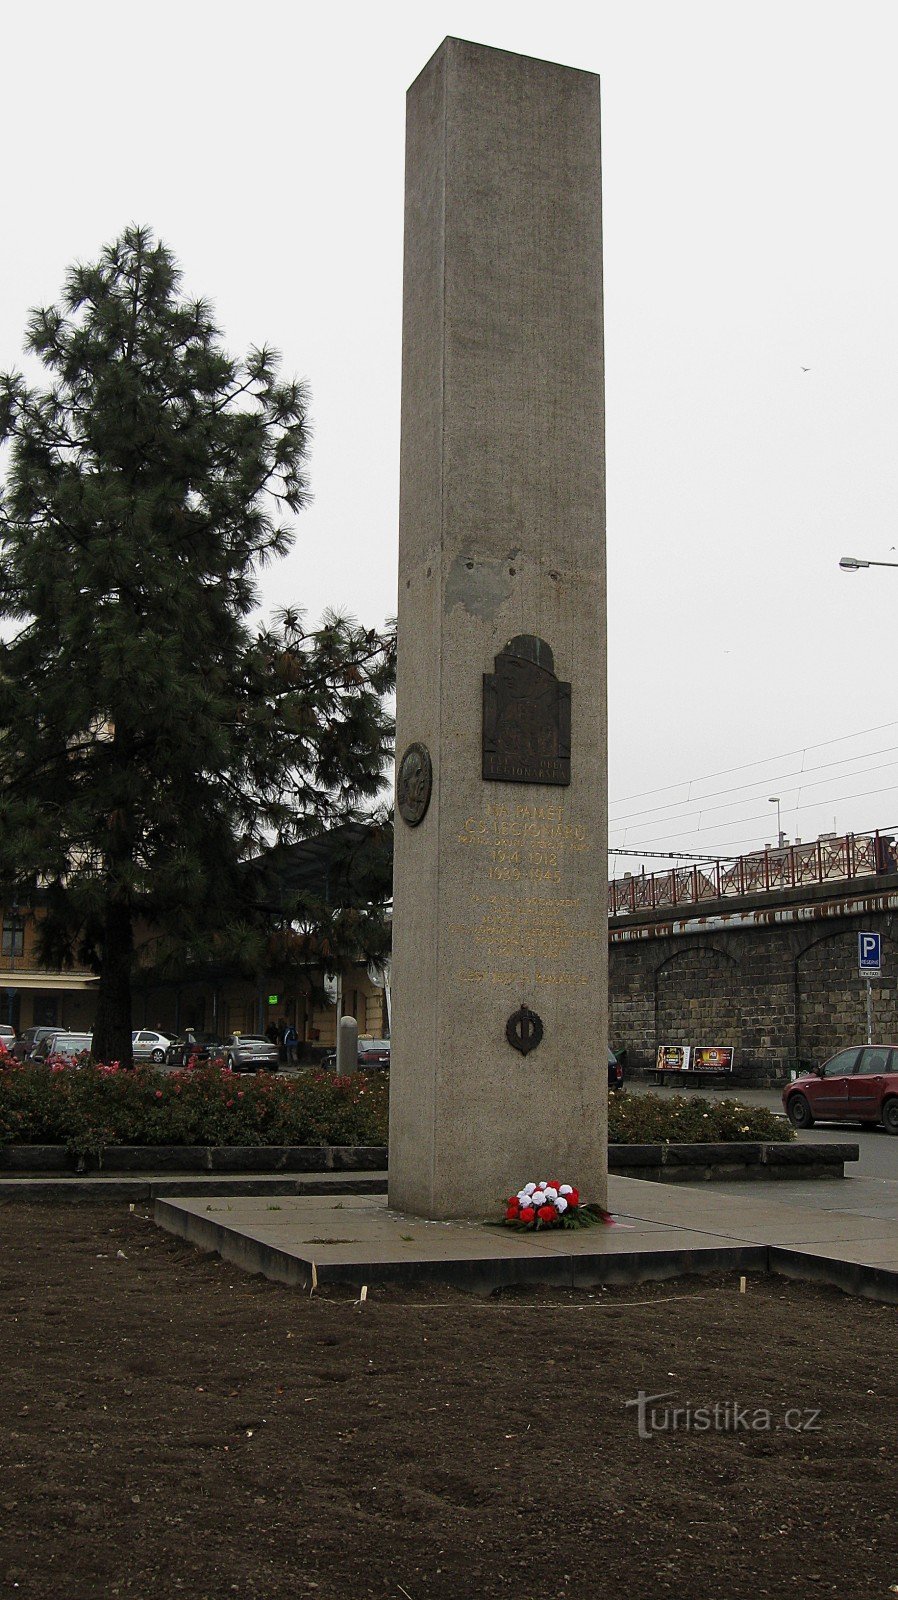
390,39,607,1219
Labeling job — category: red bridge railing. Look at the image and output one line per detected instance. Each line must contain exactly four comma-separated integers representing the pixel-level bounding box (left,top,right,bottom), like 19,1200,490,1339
608,832,895,918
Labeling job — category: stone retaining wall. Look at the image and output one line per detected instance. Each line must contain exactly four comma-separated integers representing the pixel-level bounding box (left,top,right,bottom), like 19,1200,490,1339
0,1143,857,1180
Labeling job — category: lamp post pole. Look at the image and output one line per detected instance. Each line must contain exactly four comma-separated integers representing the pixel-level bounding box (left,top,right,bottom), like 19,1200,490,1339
769,796,784,849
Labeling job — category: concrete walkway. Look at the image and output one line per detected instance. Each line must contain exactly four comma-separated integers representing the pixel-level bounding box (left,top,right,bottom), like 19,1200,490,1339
155,1173,898,1302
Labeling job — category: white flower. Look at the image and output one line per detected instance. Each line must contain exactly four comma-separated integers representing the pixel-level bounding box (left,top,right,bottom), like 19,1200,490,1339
531,1190,547,1207
517,1191,531,1205
559,1184,573,1196
555,1196,568,1212
543,1186,558,1201
524,1183,537,1196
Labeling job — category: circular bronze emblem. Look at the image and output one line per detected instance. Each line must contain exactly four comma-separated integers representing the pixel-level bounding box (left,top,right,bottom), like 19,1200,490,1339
397,741,433,827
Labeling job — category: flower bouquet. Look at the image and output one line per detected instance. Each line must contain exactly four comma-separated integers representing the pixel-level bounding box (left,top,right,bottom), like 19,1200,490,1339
503,1181,612,1230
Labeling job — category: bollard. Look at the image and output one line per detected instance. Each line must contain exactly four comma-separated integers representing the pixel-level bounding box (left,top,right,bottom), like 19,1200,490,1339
336,1015,359,1076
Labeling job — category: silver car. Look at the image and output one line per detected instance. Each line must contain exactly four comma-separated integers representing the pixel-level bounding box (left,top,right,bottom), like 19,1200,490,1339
223,1034,279,1073
34,1031,93,1065
131,1028,174,1063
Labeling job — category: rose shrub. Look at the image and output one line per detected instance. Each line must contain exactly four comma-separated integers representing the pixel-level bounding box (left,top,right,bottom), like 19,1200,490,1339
0,1056,388,1159
608,1091,791,1144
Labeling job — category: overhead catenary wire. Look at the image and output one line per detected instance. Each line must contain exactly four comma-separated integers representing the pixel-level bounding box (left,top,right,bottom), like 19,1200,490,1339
614,784,898,854
609,743,898,826
609,719,898,808
611,756,898,831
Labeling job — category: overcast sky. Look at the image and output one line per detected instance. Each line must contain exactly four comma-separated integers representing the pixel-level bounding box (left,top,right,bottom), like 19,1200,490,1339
4,0,898,871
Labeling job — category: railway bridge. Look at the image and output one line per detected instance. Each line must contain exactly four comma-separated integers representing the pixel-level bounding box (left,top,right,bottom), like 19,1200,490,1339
608,833,898,1081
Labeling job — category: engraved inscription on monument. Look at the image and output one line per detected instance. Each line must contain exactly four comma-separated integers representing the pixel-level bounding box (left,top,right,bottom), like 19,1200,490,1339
482,635,571,786
453,800,600,992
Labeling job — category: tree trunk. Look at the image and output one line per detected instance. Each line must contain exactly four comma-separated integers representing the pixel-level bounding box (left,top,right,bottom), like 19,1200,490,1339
91,900,134,1067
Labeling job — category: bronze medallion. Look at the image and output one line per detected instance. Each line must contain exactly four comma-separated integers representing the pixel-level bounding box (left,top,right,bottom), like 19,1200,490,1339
397,741,433,827
483,634,571,786
506,1003,544,1056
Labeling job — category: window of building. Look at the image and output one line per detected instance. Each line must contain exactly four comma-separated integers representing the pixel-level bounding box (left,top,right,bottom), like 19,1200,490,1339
1,916,25,958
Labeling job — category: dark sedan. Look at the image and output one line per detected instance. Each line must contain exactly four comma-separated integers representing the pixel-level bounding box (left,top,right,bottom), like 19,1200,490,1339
164,1033,225,1068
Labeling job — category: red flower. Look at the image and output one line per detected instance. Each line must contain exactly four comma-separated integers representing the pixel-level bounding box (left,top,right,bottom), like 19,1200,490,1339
537,1204,556,1224
505,1203,520,1220
567,1188,580,1208
519,1206,536,1224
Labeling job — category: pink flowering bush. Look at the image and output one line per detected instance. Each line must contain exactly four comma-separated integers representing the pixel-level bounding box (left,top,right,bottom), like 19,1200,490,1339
0,1054,388,1158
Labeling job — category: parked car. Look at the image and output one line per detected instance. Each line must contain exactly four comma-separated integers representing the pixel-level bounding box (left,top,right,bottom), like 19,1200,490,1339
321,1037,391,1071
0,1024,16,1052
164,1032,225,1068
358,1037,391,1069
131,1028,175,1063
783,1046,898,1133
222,1034,279,1073
33,1031,93,1065
608,1047,625,1091
16,1025,63,1062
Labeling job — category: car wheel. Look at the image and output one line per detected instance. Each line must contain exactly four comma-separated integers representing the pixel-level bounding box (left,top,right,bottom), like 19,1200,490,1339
882,1099,898,1136
151,1048,165,1063
786,1092,814,1129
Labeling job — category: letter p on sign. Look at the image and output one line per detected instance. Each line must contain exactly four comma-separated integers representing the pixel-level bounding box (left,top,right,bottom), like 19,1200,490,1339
859,932,882,973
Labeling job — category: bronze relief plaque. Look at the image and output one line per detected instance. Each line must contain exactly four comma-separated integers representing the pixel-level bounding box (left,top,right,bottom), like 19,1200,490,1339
397,741,433,827
483,635,571,786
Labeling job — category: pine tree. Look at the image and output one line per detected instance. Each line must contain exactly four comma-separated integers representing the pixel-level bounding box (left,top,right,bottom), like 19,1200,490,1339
0,227,394,1065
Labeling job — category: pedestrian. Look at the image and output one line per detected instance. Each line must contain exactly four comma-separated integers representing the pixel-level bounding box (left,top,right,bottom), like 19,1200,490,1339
283,1021,299,1067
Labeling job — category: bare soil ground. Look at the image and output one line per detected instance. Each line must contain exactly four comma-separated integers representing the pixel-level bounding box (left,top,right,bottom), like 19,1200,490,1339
0,1199,895,1600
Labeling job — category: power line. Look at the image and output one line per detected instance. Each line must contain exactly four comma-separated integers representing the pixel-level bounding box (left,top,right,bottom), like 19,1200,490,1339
609,743,898,824
609,719,898,807
615,783,898,852
613,757,898,831
608,846,735,861
610,821,898,868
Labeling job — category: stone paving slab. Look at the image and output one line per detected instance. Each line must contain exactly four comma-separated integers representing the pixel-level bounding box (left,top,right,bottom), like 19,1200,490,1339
154,1185,766,1293
155,1174,898,1300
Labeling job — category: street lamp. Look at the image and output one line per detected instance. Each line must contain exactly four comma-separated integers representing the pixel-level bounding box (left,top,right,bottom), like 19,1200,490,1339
840,555,898,571
769,796,784,848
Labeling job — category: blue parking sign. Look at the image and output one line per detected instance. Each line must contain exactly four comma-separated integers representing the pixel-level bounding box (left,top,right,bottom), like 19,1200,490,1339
859,932,882,973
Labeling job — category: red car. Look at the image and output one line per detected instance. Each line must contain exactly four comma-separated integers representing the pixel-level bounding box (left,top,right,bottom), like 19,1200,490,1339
782,1046,898,1133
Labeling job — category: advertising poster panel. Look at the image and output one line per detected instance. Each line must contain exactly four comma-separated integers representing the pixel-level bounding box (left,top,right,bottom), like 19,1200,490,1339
692,1046,735,1071
657,1045,690,1072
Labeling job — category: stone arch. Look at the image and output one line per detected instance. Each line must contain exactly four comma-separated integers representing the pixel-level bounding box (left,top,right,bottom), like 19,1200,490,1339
655,944,743,1052
796,930,898,1065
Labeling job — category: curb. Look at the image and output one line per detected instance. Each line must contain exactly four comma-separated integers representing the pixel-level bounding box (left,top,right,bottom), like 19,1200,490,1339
0,1141,856,1184
0,1172,389,1202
